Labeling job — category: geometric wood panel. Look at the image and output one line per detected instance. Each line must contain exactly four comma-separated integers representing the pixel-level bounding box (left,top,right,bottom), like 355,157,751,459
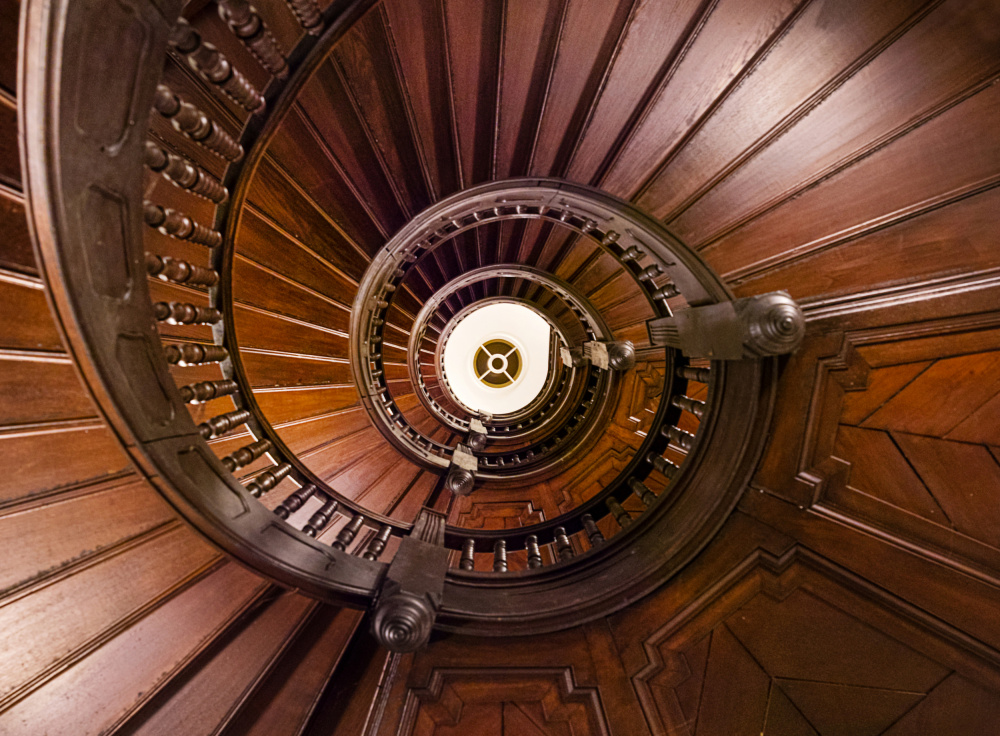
628,550,999,735
397,668,609,736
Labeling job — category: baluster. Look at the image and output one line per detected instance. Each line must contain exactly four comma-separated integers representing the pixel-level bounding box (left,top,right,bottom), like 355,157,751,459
246,462,291,497
639,264,663,282
650,283,680,301
146,254,219,287
143,201,223,248
198,408,250,438
303,498,338,537
168,18,265,112
165,342,228,365
628,478,657,507
492,540,507,573
459,538,475,570
180,378,238,404
554,527,574,561
663,425,695,453
285,0,323,35
581,514,604,547
671,395,706,419
152,85,244,161
362,525,393,561
154,301,222,325
274,483,316,519
621,245,644,261
677,365,711,383
333,514,365,551
647,452,679,479
145,141,228,203
606,497,632,529
222,438,272,472
217,0,288,77
526,535,543,569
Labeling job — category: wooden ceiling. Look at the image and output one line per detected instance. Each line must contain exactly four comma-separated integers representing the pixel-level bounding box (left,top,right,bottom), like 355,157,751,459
2,0,1000,733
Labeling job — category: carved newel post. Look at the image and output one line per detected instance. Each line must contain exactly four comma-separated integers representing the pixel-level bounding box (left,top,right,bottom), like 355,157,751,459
370,509,449,652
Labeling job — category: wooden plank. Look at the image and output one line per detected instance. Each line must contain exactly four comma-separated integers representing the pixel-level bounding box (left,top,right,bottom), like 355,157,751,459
246,157,370,282
333,9,431,217
0,423,132,506
0,99,19,189
253,385,360,425
0,274,64,351
265,108,390,255
273,407,373,456
566,0,705,185
0,476,175,595
381,0,458,198
241,350,352,389
678,0,1000,249
441,0,503,186
639,0,928,219
734,186,1000,301
0,0,17,95
862,350,1000,437
601,0,801,198
0,562,270,736
220,607,363,736
0,189,36,276
0,355,99,425
122,592,316,736
0,523,219,702
702,65,1000,280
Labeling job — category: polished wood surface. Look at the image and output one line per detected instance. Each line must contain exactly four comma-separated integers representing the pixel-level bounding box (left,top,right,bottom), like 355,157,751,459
5,0,1000,732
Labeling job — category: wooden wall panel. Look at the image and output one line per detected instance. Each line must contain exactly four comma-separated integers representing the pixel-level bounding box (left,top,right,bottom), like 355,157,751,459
0,563,270,736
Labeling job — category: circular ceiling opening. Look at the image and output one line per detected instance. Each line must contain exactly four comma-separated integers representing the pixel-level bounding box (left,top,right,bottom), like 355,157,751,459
443,303,551,415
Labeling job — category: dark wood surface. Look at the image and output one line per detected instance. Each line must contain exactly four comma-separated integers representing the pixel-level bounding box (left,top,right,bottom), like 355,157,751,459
6,0,1000,732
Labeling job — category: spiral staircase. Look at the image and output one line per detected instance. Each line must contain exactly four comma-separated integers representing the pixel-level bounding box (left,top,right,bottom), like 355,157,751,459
4,0,1000,733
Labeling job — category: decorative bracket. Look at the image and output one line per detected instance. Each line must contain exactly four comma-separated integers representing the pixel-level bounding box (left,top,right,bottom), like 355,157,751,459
646,291,805,359
445,444,478,496
584,340,636,371
466,416,488,451
371,509,449,652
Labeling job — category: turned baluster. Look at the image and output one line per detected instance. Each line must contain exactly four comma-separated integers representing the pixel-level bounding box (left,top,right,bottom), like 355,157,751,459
180,379,238,404
606,497,632,529
145,141,228,203
647,452,679,479
303,498,338,537
285,0,323,35
222,439,272,472
581,514,604,547
152,84,244,161
671,395,706,419
143,201,223,248
246,462,291,497
146,254,219,287
168,18,265,112
459,539,475,570
165,343,228,366
554,527,574,561
639,263,663,282
217,0,288,77
663,425,695,453
621,245,644,261
677,365,711,383
198,408,250,438
628,478,657,508
362,525,393,561
154,301,222,325
526,535,543,568
274,483,317,519
650,283,680,301
492,540,507,573
332,514,365,551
